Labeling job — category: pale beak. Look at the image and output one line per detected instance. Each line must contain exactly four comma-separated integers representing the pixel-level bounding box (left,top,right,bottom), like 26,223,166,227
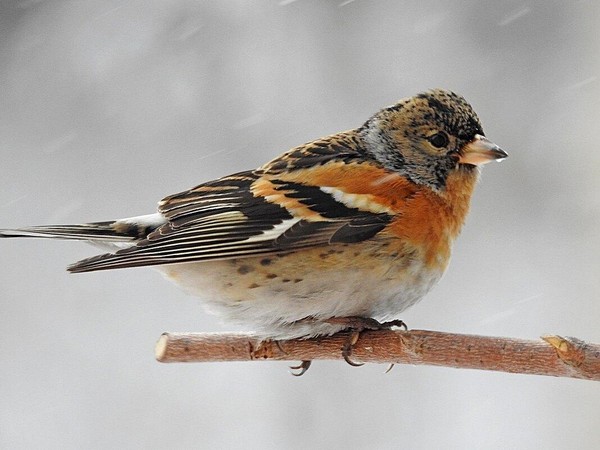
459,134,508,166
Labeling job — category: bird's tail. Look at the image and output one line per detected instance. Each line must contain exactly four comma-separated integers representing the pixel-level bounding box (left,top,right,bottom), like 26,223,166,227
0,222,135,241
0,214,164,243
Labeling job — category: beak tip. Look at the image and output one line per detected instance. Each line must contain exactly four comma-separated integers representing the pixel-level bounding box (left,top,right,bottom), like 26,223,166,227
494,148,509,161
459,135,508,166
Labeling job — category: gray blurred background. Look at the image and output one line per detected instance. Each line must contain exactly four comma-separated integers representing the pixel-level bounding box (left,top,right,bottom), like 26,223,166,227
1,1,599,449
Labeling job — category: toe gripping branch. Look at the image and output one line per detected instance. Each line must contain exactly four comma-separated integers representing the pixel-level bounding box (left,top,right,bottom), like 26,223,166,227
289,317,408,375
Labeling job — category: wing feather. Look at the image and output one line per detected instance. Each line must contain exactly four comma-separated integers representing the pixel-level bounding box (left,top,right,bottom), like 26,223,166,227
68,131,395,273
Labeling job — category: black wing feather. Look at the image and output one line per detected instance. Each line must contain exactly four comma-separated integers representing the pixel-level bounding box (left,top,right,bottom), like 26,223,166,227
68,133,391,273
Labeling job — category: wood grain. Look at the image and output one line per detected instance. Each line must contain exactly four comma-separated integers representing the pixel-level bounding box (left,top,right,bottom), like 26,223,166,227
155,330,600,380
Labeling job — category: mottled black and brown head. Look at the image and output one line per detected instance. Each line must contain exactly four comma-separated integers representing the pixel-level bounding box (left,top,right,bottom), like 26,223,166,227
359,88,507,190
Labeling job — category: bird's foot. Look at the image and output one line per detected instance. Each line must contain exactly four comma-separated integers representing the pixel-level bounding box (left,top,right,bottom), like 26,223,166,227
325,316,408,367
286,317,407,375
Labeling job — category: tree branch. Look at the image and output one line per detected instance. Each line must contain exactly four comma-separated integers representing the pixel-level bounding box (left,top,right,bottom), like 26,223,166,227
155,330,600,380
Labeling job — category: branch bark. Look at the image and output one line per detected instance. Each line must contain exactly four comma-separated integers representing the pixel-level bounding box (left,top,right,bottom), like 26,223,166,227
155,330,600,380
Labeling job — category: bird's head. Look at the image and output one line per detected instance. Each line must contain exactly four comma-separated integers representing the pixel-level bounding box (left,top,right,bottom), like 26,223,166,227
360,88,507,191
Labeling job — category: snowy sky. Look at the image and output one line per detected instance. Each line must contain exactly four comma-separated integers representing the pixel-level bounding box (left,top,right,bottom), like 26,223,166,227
1,1,599,449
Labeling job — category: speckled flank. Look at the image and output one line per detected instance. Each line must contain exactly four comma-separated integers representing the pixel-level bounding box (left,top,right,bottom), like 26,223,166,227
158,235,443,339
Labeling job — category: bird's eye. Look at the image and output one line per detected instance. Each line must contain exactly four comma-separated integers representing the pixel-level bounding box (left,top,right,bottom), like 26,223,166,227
428,132,449,148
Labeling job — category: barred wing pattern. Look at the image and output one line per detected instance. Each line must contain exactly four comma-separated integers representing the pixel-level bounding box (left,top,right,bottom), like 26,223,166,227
68,132,393,273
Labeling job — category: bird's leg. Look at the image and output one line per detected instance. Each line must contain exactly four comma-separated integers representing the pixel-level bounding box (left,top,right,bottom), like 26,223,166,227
286,317,408,374
325,316,409,367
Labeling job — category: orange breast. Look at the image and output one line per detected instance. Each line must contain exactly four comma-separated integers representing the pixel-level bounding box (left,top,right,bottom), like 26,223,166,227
385,168,479,270
257,160,479,271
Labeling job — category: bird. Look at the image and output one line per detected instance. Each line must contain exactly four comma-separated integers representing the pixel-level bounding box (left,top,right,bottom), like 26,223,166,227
1,89,506,372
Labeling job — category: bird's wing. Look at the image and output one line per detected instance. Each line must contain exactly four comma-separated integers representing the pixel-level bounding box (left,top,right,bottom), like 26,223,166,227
69,131,416,273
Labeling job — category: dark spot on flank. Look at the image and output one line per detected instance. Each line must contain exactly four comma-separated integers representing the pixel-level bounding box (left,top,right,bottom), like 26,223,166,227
328,249,337,254
354,252,360,257
248,283,260,289
294,279,303,283
319,253,329,259
226,282,233,287
260,258,272,266
237,265,253,275
282,278,291,283
265,273,278,279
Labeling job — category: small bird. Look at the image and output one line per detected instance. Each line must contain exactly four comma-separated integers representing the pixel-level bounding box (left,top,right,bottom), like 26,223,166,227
1,89,506,369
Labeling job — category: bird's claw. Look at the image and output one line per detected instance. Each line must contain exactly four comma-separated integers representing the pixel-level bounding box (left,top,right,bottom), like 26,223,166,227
380,319,408,331
325,316,409,369
290,360,312,376
288,317,407,375
341,330,364,367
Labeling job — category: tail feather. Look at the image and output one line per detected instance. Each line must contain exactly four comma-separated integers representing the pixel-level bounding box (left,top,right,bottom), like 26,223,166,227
67,252,170,273
1,213,167,272
0,213,165,242
0,222,137,241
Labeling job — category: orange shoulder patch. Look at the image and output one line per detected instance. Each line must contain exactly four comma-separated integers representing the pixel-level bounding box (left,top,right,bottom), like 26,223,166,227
267,160,420,215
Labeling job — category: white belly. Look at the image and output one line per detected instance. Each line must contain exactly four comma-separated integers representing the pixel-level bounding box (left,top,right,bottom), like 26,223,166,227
157,243,444,339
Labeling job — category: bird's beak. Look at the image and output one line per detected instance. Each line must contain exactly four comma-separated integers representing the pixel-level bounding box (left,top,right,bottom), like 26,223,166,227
459,134,508,166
